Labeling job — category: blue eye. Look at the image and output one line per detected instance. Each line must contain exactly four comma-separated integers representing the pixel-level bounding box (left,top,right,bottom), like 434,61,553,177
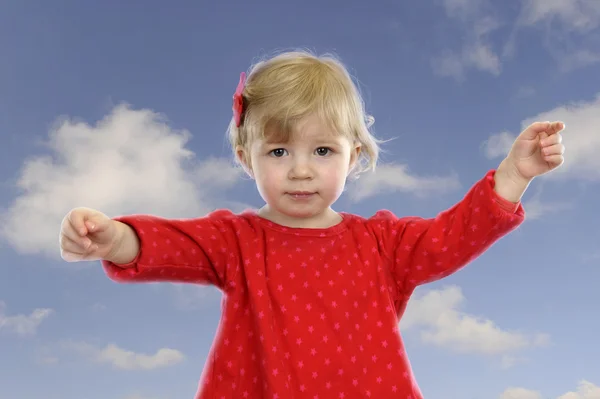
270,148,287,157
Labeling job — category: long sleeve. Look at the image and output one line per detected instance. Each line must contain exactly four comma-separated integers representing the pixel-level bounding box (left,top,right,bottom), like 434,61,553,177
101,209,243,293
370,169,525,297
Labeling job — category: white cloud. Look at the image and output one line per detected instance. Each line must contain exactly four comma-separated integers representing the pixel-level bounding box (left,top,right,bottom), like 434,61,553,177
64,340,185,370
0,104,246,259
482,93,600,181
504,0,600,72
437,0,600,78
401,286,549,357
195,156,246,189
555,49,600,73
521,196,573,220
519,0,600,32
558,381,600,399
495,182,574,220
433,0,503,80
482,131,515,159
431,51,468,81
499,380,600,399
432,42,501,81
348,164,461,202
0,301,53,336
499,355,527,370
500,387,543,399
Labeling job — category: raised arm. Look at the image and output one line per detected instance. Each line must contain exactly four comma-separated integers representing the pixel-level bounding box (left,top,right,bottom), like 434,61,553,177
371,169,525,296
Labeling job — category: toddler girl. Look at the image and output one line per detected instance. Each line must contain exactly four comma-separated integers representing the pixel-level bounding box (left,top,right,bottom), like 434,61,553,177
59,50,566,398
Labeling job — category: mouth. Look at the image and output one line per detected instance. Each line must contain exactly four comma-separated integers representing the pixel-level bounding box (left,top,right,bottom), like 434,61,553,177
287,191,316,199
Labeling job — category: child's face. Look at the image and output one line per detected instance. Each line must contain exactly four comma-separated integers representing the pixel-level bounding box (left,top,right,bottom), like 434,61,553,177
239,114,360,226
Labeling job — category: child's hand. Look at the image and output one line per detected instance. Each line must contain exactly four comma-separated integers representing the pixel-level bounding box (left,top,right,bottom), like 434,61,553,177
504,121,566,181
59,207,120,262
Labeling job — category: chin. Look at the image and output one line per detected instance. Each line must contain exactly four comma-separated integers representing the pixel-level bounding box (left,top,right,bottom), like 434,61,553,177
278,205,325,219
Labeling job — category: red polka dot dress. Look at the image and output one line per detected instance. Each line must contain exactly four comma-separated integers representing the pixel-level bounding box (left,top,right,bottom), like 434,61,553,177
102,170,524,398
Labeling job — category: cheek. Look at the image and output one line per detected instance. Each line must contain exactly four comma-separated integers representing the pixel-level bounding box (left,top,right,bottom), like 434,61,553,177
253,158,283,184
321,161,348,185
252,162,277,199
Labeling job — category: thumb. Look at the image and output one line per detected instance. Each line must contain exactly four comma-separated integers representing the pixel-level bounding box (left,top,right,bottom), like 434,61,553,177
85,214,111,233
519,121,552,140
520,121,564,140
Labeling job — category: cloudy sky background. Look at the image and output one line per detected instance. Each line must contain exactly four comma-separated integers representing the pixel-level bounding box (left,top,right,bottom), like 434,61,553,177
0,0,599,398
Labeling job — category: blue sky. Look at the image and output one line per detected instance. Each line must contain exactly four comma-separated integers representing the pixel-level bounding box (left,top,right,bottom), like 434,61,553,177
1,0,599,398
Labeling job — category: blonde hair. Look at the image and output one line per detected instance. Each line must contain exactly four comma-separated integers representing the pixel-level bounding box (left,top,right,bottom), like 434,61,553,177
227,49,383,177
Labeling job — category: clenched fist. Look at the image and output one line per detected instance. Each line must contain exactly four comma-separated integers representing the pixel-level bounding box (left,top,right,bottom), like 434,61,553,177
59,207,120,262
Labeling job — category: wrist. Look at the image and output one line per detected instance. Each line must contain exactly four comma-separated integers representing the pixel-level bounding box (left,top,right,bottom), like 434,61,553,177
106,221,140,265
494,158,532,203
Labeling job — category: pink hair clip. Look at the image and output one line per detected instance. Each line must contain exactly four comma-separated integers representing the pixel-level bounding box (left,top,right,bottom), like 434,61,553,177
232,72,246,127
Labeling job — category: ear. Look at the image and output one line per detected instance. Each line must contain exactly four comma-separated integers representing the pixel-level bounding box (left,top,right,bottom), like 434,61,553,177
348,143,362,174
236,145,254,178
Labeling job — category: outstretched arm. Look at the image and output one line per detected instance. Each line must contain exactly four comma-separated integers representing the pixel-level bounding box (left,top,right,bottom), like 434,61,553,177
371,120,565,299
371,169,524,296
101,209,243,293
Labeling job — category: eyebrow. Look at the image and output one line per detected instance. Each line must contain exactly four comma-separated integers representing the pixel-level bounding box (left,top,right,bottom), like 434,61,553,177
263,140,341,148
261,132,344,146
312,138,343,146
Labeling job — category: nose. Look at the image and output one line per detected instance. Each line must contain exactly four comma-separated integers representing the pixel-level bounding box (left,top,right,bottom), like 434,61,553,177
288,156,314,180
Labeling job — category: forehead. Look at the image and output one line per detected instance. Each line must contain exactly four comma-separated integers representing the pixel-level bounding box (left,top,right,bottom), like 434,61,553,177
262,114,346,144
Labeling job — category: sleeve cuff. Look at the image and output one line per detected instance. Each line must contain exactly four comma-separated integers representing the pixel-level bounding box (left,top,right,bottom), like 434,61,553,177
102,216,143,272
484,170,524,214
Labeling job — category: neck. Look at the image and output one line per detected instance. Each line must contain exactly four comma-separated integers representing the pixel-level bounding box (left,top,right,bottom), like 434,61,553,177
257,206,342,229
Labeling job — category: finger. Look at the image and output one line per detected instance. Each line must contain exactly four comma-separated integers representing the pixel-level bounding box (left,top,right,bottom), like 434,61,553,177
543,143,565,156
60,233,100,263
520,121,552,140
68,209,89,236
62,220,92,249
60,234,94,255
543,154,564,166
549,121,565,135
544,121,565,136
541,132,562,147
85,214,110,233
521,121,564,140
